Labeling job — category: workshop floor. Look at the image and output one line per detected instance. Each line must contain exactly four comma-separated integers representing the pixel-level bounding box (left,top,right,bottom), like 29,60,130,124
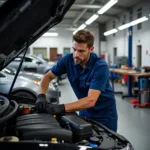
59,78,150,150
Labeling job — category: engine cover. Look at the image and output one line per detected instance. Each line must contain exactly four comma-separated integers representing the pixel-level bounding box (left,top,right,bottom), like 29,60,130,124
15,113,72,142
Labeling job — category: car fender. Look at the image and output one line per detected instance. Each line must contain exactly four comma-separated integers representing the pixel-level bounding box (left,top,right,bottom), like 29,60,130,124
11,86,39,98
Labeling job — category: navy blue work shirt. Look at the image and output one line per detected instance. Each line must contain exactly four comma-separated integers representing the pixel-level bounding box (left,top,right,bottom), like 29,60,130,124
51,52,118,131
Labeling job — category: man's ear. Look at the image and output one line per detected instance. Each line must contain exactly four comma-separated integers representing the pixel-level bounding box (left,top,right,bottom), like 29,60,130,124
90,46,94,52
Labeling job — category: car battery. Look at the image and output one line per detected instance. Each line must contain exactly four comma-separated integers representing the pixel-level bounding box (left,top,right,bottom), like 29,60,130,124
61,115,92,142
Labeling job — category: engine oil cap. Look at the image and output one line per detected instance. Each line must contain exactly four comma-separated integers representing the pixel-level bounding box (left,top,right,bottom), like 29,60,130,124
51,138,58,143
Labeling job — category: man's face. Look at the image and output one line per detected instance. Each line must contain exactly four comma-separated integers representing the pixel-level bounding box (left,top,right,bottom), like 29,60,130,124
72,41,94,65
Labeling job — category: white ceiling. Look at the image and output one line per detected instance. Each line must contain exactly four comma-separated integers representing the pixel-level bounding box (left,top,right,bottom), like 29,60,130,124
56,0,146,29
0,0,147,30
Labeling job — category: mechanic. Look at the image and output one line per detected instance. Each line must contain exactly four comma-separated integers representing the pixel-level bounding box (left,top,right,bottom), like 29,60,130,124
36,29,118,132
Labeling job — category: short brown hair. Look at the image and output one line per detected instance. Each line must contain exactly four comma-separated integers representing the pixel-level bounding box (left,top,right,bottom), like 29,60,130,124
73,29,94,48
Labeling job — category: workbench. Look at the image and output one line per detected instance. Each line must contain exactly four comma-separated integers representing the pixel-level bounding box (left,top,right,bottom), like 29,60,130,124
109,68,150,101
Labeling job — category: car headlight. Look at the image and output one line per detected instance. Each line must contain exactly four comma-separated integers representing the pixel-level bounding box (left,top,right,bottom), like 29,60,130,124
33,80,40,86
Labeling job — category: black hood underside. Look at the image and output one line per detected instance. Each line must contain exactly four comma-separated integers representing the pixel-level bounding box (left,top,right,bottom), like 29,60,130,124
0,0,75,70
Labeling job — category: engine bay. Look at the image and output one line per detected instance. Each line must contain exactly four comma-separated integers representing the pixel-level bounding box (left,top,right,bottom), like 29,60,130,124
0,95,133,149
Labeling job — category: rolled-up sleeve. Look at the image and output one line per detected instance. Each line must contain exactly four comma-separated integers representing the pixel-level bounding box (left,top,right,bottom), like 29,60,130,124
90,65,109,92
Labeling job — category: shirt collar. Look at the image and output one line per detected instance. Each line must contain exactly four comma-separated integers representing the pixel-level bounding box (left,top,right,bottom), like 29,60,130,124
85,52,97,70
73,52,97,70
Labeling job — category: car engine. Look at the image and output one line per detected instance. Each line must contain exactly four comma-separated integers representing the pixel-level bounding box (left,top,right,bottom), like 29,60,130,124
0,95,134,149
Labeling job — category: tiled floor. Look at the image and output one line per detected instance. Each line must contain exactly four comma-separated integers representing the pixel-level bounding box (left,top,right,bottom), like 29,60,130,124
59,78,150,150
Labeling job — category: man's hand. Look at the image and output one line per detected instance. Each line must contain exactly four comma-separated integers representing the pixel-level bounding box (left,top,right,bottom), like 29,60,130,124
45,103,65,115
35,94,47,112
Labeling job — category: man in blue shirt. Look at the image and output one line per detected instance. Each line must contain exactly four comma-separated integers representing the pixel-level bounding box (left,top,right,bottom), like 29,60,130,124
36,29,118,132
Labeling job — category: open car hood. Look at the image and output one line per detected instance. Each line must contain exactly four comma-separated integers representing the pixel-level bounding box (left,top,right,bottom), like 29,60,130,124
0,0,75,71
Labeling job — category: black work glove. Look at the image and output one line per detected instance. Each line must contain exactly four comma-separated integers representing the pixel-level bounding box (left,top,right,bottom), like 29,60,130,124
35,94,47,112
45,103,65,115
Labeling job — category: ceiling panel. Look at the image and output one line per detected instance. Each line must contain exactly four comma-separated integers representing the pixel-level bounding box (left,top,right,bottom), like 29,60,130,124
64,11,80,18
117,0,142,7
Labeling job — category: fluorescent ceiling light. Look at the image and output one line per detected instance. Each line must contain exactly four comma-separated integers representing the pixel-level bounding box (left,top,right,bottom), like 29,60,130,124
42,32,58,36
73,24,86,35
73,30,78,35
104,28,118,36
118,16,149,30
118,23,130,30
98,0,118,14
85,14,99,25
130,16,148,26
78,24,86,30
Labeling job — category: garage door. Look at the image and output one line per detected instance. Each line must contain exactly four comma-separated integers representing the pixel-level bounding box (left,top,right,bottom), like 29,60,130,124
33,47,47,59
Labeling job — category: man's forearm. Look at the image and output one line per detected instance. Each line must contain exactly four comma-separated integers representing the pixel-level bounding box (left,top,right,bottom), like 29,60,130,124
40,74,52,94
64,97,96,112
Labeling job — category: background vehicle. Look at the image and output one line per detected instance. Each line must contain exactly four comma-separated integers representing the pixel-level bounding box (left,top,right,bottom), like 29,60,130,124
2,66,58,89
8,54,67,83
8,54,54,74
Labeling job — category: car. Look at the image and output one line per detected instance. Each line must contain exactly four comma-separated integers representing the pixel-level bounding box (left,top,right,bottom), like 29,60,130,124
2,66,60,104
0,70,59,104
8,54,67,83
2,66,59,89
8,54,54,74
0,0,134,150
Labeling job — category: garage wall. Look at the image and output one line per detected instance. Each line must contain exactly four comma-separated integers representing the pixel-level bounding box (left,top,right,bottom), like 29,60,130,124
29,27,100,60
105,2,150,67
33,47,47,59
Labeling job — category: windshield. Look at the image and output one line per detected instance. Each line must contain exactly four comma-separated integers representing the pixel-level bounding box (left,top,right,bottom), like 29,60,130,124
31,55,47,63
